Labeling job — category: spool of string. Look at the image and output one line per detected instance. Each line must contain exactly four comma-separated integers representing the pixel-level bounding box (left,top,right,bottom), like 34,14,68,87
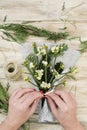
4,62,22,81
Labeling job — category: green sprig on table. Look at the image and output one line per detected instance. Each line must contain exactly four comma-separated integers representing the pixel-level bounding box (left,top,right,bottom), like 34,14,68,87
0,23,87,53
79,40,87,53
0,83,9,113
0,23,69,43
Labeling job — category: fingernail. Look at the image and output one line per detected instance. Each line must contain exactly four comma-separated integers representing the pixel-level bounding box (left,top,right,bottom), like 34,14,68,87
34,100,37,103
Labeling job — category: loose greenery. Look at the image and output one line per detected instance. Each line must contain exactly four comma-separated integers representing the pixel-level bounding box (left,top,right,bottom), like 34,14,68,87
79,40,87,53
0,23,69,43
0,83,9,113
0,23,87,53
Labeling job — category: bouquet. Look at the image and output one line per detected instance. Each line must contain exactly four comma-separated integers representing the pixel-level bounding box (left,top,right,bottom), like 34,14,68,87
23,42,80,122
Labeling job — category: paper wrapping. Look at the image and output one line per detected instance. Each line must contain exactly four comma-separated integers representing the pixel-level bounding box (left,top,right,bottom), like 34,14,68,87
22,42,80,122
38,99,55,122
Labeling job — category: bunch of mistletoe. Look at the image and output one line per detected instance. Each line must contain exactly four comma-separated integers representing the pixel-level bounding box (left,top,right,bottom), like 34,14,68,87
23,42,76,93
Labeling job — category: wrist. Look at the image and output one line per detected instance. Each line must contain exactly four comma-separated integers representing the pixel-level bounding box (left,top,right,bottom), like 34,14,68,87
4,118,19,130
64,120,84,130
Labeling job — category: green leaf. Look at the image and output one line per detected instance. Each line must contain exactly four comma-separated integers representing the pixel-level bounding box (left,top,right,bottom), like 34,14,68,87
0,83,9,113
80,40,87,53
0,83,8,100
26,53,39,68
59,43,68,55
55,62,64,74
32,42,38,54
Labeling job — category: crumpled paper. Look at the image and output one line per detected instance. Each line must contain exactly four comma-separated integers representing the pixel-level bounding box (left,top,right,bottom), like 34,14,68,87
38,98,55,122
22,42,80,122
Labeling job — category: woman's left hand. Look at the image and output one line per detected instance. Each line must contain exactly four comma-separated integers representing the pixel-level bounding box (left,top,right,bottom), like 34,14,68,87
5,88,43,130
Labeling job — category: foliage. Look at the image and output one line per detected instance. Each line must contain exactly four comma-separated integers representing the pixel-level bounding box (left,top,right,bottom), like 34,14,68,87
0,23,87,54
0,23,69,43
79,40,87,53
0,83,9,113
23,43,76,93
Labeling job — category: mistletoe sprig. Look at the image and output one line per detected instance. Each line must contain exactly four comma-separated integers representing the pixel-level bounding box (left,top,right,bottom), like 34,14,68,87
23,42,76,93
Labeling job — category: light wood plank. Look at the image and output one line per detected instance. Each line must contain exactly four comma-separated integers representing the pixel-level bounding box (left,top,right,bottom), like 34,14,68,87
0,0,87,22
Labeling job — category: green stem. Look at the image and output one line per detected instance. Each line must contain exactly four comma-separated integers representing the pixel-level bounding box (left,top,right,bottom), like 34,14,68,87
49,75,55,83
26,65,41,85
24,72,31,75
45,66,47,82
53,56,57,69
49,56,57,83
52,74,66,85
29,81,38,87
45,46,48,83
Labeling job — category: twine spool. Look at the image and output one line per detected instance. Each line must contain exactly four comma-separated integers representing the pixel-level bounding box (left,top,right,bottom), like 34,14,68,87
4,62,22,81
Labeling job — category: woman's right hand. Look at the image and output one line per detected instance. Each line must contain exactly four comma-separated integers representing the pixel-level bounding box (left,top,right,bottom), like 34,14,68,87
46,90,84,130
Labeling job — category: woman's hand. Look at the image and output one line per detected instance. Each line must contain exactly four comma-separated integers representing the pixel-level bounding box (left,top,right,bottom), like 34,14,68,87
5,88,43,130
46,90,84,130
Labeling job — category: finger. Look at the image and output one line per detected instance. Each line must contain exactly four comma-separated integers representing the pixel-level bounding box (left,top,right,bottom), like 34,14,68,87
10,88,22,101
54,90,72,105
46,96,58,118
18,91,41,103
18,93,30,103
29,98,40,115
23,91,43,107
14,88,36,99
47,93,66,110
54,90,77,108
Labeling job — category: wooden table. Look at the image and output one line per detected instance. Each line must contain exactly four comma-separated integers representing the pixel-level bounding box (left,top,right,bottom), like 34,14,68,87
0,0,87,129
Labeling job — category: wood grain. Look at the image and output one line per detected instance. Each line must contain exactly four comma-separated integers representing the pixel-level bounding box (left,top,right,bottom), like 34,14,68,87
0,0,87,22
0,0,87,130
